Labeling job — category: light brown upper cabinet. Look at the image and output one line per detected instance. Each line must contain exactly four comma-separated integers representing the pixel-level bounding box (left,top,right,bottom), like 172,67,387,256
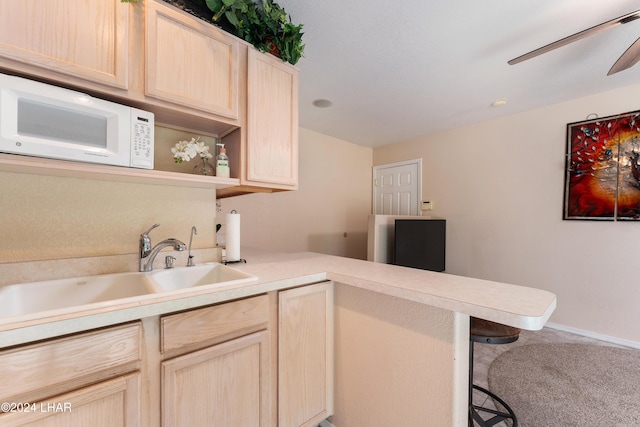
246,48,299,189
145,0,240,120
0,0,130,89
0,0,299,196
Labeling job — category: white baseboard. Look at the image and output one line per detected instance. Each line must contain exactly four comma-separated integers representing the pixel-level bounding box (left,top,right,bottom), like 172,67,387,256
318,420,335,427
545,322,640,349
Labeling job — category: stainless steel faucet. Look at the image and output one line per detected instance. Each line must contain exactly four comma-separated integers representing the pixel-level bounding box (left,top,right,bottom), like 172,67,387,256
139,224,186,272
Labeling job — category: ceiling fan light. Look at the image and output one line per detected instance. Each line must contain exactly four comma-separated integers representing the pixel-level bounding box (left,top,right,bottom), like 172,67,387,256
312,99,333,108
491,98,509,107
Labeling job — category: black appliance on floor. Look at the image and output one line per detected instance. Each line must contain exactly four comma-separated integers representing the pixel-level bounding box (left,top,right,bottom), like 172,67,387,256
393,219,446,272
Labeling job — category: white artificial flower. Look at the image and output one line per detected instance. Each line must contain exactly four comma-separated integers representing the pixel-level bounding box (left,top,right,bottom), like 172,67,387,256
172,137,213,163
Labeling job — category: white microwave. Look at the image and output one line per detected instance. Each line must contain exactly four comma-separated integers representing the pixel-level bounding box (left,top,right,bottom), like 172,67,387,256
0,73,154,169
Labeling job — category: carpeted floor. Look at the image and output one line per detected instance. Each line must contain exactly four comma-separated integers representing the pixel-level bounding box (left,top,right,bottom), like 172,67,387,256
488,343,640,426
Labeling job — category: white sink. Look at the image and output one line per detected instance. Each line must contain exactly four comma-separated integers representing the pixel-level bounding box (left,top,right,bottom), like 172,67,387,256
147,263,257,292
0,263,258,319
0,272,154,318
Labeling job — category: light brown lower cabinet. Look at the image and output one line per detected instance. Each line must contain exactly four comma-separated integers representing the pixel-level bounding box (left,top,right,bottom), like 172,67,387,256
160,294,271,427
0,283,334,427
278,282,334,427
162,331,270,427
0,323,142,427
0,373,140,427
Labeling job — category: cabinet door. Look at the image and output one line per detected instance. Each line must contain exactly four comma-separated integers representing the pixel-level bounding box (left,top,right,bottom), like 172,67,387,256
162,331,270,427
146,0,239,119
246,48,299,188
0,0,129,89
0,373,140,427
279,282,334,427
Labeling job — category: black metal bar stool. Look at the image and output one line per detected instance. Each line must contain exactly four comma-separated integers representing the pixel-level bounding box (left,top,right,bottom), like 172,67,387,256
469,317,520,427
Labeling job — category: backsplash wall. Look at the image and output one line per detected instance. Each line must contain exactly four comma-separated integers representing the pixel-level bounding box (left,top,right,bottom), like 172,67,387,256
0,126,218,264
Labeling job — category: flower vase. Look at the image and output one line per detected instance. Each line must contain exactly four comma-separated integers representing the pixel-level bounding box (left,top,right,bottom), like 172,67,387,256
193,158,215,176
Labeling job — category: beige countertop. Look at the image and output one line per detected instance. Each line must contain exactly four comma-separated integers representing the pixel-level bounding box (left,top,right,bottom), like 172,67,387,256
233,250,556,329
0,248,556,347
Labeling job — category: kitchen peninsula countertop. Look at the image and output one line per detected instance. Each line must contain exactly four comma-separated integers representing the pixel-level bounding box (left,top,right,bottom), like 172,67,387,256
0,248,556,347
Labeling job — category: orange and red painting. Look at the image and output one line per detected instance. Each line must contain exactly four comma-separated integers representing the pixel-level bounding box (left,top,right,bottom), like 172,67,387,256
564,111,640,220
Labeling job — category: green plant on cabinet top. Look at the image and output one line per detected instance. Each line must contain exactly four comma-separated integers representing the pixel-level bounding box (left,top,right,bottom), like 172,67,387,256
259,0,305,65
204,0,304,65
206,0,263,46
121,0,304,65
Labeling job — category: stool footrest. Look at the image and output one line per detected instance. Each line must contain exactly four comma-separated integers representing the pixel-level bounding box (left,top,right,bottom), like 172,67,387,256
469,384,518,427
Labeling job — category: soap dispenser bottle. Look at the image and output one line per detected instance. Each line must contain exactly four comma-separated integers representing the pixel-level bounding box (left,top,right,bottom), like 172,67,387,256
215,143,230,178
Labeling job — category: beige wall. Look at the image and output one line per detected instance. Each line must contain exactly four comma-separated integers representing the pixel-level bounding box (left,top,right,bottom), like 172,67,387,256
333,284,468,426
218,127,373,260
374,83,640,344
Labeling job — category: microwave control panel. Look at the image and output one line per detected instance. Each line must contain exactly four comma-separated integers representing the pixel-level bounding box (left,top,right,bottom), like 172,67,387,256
130,109,154,169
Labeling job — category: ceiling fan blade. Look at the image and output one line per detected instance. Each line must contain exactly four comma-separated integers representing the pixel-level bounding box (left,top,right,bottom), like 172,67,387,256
608,37,640,75
508,10,640,65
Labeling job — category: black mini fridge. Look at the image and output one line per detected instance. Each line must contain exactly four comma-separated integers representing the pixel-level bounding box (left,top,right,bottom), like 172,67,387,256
393,219,446,272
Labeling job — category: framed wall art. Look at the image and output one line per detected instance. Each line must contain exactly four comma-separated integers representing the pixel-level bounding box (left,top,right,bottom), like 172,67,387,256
564,110,640,220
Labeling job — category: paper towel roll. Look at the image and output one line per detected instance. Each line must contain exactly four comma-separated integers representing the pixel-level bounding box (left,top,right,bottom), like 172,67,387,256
226,212,241,261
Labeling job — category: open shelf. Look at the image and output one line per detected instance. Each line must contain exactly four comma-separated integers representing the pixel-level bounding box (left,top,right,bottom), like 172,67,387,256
0,153,240,189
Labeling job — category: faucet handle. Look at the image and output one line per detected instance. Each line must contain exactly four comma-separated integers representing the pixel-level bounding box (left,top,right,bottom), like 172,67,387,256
142,223,160,237
140,223,160,258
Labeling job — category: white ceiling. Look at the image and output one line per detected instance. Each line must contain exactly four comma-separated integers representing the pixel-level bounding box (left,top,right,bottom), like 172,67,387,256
276,0,640,147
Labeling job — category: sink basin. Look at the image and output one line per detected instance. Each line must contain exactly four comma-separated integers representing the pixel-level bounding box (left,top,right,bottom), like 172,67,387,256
0,272,154,318
147,263,257,292
0,263,258,319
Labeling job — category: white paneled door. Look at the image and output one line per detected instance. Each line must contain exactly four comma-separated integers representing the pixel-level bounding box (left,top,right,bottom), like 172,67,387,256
373,159,421,215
